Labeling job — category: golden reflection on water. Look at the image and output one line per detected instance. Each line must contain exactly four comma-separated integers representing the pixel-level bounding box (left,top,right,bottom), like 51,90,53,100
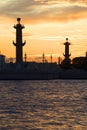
0,80,87,130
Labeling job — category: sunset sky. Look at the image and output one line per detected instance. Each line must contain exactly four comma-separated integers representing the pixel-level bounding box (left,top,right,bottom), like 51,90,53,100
0,0,87,62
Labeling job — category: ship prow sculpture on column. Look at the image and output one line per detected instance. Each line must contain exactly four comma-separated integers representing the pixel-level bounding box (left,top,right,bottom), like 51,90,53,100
13,18,26,63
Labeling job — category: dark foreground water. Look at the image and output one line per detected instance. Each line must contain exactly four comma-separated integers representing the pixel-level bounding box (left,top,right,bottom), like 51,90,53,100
0,80,87,130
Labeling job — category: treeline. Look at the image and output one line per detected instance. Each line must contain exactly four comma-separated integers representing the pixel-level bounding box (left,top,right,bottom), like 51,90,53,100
61,57,87,69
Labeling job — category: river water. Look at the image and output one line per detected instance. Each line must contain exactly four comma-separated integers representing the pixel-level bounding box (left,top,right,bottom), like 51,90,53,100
0,80,87,130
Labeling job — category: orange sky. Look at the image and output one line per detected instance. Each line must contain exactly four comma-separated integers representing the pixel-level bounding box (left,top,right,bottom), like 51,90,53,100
0,0,87,62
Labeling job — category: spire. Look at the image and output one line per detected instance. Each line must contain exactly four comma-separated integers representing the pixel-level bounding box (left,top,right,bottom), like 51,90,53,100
24,52,27,62
50,55,52,63
42,53,45,63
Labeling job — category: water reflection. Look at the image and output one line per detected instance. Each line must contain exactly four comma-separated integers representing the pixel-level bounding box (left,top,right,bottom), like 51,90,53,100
0,80,87,130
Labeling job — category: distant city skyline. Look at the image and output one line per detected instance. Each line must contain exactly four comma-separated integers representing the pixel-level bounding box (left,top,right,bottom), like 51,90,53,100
0,0,87,61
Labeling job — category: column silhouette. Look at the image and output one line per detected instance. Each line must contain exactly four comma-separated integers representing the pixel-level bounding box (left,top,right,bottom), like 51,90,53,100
63,38,71,60
13,18,26,63
61,38,71,68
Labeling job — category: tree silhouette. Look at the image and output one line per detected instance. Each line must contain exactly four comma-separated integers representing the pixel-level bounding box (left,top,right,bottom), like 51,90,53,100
72,57,87,69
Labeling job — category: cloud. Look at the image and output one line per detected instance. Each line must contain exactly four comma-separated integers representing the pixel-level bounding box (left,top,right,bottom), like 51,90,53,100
0,0,87,24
